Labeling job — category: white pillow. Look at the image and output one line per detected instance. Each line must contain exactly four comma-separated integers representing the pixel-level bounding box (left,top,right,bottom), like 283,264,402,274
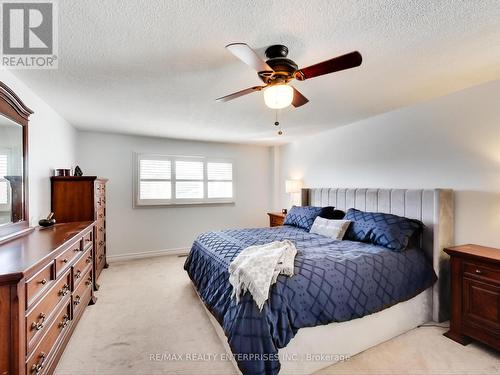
309,217,351,240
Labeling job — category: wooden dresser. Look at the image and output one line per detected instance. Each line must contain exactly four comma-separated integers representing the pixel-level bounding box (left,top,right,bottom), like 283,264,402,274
444,244,500,350
0,222,95,375
267,212,286,227
51,177,108,284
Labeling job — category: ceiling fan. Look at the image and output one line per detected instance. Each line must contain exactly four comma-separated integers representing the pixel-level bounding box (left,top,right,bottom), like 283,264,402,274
216,43,362,109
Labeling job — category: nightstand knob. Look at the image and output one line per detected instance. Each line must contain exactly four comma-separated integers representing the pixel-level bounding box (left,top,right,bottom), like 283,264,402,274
475,269,482,275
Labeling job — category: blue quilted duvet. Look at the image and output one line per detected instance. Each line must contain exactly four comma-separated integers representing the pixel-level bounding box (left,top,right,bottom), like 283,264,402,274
184,226,436,375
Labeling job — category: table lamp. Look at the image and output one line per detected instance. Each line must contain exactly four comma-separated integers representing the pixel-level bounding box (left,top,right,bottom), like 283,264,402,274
285,179,303,210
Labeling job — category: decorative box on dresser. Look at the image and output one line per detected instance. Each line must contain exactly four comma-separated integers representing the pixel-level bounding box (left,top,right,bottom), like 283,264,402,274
51,177,108,287
0,222,95,375
444,244,500,351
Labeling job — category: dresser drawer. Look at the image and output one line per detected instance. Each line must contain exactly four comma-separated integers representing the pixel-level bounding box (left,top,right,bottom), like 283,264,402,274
96,209,105,221
96,244,105,264
73,248,93,290
96,222,105,238
83,231,93,249
95,182,106,196
464,261,500,284
55,242,81,277
72,268,93,317
96,236,105,251
25,269,71,353
96,195,106,210
26,301,71,375
26,263,55,308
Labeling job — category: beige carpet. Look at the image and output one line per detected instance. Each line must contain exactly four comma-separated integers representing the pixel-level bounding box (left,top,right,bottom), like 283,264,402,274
56,255,499,375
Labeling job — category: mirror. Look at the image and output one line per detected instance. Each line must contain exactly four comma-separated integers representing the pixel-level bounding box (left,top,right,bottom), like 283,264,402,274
0,116,23,225
0,81,32,243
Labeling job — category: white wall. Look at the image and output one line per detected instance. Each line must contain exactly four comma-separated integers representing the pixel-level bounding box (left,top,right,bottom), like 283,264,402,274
0,71,77,225
76,132,272,256
279,79,500,248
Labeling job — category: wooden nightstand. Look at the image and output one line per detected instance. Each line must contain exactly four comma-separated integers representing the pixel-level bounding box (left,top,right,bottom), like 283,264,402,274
267,212,286,227
444,244,500,350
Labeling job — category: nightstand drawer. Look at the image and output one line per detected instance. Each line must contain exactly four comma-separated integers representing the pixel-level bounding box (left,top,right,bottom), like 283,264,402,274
463,278,500,332
270,217,283,227
268,212,286,227
464,261,500,284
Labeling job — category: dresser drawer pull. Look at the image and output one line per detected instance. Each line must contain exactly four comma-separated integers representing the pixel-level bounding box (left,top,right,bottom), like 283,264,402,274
31,313,46,331
38,278,47,285
475,269,483,275
62,258,69,264
85,277,93,287
58,284,70,297
75,270,82,279
58,314,70,329
74,295,81,306
30,352,46,374
86,255,93,264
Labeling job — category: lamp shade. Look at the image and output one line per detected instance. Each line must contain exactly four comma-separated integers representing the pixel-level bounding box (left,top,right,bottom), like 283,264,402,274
263,84,294,109
285,179,303,194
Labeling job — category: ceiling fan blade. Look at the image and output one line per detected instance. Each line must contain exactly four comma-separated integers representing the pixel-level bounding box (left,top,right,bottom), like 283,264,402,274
291,86,309,107
216,86,266,102
226,43,273,73
295,51,362,81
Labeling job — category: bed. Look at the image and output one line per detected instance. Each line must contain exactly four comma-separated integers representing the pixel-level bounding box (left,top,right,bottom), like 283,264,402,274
184,188,454,374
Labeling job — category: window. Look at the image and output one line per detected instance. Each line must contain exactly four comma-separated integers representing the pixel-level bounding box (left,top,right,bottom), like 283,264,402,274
135,154,234,206
0,154,8,205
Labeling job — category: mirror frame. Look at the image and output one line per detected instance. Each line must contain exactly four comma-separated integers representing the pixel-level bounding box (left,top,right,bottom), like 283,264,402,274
0,81,33,244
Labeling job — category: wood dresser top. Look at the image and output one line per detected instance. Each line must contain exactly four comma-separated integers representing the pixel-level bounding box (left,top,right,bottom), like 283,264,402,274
445,244,500,263
0,221,94,283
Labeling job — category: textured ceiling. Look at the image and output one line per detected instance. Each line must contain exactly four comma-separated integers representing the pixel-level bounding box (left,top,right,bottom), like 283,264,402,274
12,0,500,144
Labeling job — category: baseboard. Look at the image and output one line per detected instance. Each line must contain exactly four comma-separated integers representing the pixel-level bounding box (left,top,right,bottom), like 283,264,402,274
107,247,190,263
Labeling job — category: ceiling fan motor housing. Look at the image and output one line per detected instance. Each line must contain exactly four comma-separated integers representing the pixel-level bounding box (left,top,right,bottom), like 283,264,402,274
265,44,289,58
260,44,298,84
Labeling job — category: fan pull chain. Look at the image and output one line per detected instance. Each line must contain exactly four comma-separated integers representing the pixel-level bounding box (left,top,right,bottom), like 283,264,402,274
274,110,283,135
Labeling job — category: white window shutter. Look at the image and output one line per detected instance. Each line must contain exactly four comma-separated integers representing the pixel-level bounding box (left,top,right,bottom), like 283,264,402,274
140,159,171,180
139,158,172,200
207,162,233,199
208,181,232,198
175,160,203,180
207,162,232,180
175,160,204,199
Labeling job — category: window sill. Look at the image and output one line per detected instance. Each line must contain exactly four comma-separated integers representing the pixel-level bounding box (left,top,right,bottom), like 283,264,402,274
134,200,235,208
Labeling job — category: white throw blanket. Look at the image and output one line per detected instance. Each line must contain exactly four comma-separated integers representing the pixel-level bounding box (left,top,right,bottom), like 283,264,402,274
228,240,297,311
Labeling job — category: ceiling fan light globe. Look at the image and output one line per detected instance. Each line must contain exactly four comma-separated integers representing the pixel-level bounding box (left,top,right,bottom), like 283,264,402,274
263,84,293,109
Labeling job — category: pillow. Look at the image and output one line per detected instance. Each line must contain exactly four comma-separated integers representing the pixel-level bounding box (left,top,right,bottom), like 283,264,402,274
319,206,346,220
284,206,323,231
309,217,351,240
344,208,423,251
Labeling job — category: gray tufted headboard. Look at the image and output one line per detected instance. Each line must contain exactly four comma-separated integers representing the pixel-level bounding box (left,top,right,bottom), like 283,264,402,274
301,188,454,322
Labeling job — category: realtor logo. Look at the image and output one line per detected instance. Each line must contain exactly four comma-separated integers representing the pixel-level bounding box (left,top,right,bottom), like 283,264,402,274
1,0,58,69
